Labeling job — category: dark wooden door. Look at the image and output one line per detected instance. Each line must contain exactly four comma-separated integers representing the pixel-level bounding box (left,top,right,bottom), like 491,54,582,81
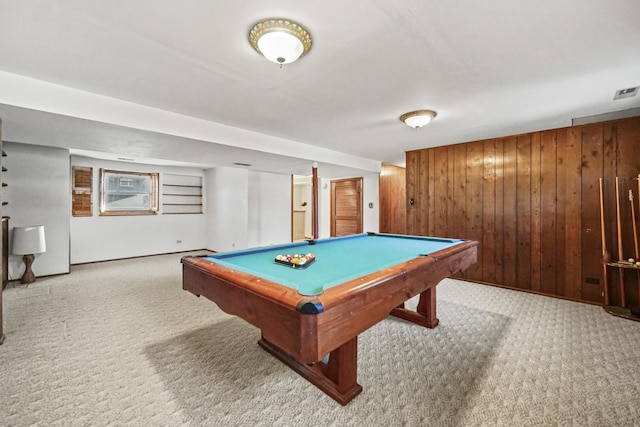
330,178,362,237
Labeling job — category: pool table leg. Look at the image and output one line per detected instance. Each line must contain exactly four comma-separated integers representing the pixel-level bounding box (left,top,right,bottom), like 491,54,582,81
258,336,363,405
390,287,439,328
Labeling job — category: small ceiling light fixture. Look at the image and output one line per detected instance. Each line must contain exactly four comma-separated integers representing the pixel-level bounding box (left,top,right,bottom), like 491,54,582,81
248,18,312,66
400,110,437,129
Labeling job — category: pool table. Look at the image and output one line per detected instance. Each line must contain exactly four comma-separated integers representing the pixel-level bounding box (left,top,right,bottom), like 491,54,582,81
182,232,478,404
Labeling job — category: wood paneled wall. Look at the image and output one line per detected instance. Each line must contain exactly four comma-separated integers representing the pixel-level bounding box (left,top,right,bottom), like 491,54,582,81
379,163,406,234
406,116,640,305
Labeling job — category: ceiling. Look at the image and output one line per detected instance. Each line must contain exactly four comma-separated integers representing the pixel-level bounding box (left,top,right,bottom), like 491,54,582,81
1,0,639,177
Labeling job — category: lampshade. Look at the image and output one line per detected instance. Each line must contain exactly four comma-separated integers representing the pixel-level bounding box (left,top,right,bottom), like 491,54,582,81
13,225,46,255
400,110,437,129
249,18,312,65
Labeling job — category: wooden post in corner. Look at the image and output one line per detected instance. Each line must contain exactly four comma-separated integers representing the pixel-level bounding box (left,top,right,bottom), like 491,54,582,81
312,162,319,239
599,178,610,306
615,177,626,308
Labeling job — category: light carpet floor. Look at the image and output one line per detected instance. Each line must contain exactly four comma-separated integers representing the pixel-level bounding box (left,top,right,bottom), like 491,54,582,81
1,252,639,426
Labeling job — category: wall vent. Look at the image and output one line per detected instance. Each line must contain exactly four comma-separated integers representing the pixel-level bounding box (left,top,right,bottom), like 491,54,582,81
614,86,639,100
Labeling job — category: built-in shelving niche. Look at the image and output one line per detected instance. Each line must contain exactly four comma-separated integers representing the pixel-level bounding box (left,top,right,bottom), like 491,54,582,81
162,174,203,214
2,150,7,206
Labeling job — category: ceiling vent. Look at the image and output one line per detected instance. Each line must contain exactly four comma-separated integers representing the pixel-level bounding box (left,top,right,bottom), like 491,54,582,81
614,86,639,100
233,162,252,167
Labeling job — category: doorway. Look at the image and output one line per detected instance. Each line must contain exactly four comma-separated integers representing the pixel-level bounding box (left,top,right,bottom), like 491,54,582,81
292,175,312,241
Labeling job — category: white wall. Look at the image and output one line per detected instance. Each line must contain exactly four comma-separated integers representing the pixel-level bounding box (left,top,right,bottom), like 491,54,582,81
205,167,249,252
3,142,70,279
318,177,331,239
205,167,292,252
247,171,291,248
1,141,380,278
70,156,206,264
362,172,380,233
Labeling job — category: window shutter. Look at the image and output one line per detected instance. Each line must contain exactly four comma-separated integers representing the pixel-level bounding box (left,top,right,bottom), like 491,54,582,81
72,167,92,217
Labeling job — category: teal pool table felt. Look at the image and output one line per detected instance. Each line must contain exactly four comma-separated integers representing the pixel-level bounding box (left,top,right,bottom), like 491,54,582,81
203,233,463,295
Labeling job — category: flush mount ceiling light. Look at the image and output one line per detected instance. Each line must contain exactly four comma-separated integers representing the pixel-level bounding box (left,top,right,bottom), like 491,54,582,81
248,18,312,66
400,110,437,129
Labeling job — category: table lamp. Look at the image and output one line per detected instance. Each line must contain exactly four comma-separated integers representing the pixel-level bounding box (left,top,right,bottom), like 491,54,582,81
12,225,46,284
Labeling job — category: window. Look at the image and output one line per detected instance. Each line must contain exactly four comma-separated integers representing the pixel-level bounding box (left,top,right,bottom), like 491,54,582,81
72,166,92,217
100,169,159,215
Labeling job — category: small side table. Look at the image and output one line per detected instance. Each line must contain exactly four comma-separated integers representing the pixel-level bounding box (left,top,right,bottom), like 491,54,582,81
603,261,640,309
